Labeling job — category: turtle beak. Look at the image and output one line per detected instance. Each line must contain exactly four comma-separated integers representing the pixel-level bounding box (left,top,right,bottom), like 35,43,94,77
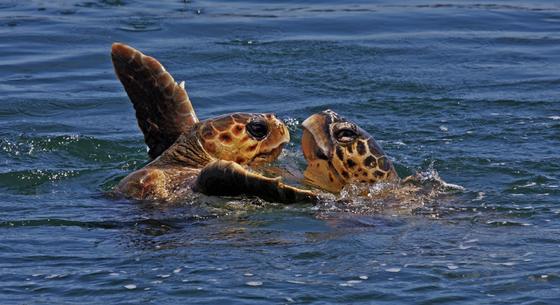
301,111,348,192
271,114,290,145
301,113,332,161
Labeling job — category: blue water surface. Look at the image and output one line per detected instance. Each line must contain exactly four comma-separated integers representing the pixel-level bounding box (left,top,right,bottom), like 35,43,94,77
1,0,560,304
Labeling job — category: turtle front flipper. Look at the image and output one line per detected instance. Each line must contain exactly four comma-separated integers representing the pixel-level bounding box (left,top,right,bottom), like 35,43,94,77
194,160,317,204
111,43,198,159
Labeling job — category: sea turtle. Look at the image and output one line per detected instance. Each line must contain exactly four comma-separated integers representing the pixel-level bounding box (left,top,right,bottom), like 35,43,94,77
301,109,399,193
299,110,461,216
111,43,315,203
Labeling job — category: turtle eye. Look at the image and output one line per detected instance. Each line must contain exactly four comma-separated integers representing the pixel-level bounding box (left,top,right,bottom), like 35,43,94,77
335,128,357,143
247,120,269,140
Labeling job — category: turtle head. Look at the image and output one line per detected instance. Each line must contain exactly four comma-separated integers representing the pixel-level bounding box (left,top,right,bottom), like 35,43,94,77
301,109,398,193
198,113,290,165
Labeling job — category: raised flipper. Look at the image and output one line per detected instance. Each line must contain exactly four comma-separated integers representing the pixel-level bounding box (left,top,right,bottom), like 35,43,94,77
111,43,198,159
194,160,317,204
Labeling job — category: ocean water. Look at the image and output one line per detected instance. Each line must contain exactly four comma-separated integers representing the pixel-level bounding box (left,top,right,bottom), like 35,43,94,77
1,0,560,304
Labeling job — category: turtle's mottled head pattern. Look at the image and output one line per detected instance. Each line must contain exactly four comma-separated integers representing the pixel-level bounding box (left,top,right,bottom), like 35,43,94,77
301,109,398,192
197,112,289,165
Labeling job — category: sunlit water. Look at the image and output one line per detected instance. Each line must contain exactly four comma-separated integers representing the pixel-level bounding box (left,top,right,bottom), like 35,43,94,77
1,0,559,304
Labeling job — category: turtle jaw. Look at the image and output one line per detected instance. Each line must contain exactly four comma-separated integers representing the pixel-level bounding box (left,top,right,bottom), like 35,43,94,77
301,113,332,160
301,115,346,193
250,142,286,165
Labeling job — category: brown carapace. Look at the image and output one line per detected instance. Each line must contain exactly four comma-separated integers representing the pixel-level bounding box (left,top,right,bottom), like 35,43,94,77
301,109,398,193
111,43,314,203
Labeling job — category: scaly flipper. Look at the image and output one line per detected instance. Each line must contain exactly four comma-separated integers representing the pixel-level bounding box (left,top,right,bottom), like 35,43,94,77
111,43,198,159
194,160,317,204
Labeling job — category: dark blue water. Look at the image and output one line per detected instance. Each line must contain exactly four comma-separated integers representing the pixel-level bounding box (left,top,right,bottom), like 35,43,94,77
1,0,560,304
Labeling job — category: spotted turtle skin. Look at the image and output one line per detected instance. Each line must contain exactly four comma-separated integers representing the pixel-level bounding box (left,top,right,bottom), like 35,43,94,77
301,110,398,193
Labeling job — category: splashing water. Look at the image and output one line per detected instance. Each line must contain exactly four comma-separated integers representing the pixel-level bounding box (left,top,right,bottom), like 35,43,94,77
310,165,465,216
